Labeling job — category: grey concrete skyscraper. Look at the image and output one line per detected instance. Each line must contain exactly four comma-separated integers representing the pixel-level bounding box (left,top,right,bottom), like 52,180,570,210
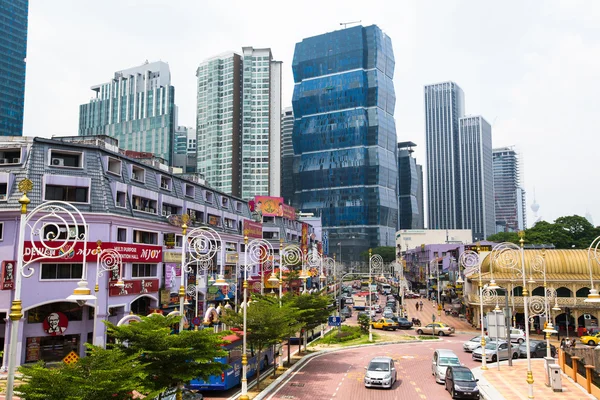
281,107,294,203
397,141,424,229
424,82,465,229
458,116,495,240
493,146,527,232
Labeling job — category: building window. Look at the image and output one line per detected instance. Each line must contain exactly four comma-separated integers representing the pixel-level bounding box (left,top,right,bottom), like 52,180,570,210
116,191,126,208
205,191,213,203
160,176,172,191
222,197,229,208
43,224,86,240
225,242,237,252
131,166,145,182
224,218,235,229
185,184,195,198
131,264,157,278
49,150,83,168
0,183,6,201
132,195,157,214
162,203,180,217
207,214,221,227
41,263,83,280
0,148,22,165
117,227,127,242
0,222,3,241
163,233,183,248
133,230,158,245
45,185,89,203
27,302,83,323
187,209,204,223
107,157,122,176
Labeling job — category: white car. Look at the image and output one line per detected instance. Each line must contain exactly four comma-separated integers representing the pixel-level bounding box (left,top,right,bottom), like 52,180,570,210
510,328,527,344
463,335,490,352
432,349,461,383
364,356,397,389
365,306,377,318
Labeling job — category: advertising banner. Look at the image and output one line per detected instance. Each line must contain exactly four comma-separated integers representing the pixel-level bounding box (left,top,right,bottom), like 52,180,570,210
301,223,308,252
1,260,15,290
243,220,262,239
25,337,41,363
23,242,162,263
255,196,284,217
109,278,159,296
282,204,295,220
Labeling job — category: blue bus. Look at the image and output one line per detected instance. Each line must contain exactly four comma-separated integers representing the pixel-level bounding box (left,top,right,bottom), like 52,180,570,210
187,332,274,391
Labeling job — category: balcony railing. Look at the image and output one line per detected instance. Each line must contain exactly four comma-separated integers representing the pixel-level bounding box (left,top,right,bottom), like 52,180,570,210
466,294,592,308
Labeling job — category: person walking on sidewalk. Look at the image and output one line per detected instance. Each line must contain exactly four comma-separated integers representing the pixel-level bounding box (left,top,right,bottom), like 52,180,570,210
415,302,419,312
419,300,423,311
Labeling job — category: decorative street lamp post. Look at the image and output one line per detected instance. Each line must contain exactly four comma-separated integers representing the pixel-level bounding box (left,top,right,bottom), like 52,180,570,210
368,249,383,342
7,180,96,400
185,259,213,325
585,236,600,303
93,240,124,346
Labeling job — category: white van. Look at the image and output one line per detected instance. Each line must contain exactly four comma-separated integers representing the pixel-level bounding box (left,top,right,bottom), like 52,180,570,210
432,349,461,383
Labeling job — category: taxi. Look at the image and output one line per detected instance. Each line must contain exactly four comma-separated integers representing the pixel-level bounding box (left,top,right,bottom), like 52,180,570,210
371,318,400,331
580,332,600,346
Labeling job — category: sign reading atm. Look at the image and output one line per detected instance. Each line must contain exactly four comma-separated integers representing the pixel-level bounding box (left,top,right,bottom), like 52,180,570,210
23,242,162,263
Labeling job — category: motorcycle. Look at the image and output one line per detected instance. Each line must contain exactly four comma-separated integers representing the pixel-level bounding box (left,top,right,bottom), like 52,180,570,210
412,318,421,327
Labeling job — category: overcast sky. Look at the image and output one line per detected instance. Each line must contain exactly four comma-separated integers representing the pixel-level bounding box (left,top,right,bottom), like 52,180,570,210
23,0,600,228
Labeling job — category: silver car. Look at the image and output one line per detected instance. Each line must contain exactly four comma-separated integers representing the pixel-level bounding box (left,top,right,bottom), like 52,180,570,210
364,356,397,389
472,341,519,363
432,349,461,383
463,335,490,352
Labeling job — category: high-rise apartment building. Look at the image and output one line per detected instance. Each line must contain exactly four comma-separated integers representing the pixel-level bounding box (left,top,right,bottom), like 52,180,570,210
281,107,294,203
458,116,495,240
398,141,424,229
493,146,527,232
79,61,176,163
0,0,28,136
195,49,281,199
292,25,398,261
424,81,465,230
173,126,196,173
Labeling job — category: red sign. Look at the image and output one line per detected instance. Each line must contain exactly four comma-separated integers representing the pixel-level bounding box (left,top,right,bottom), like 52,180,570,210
1,261,15,290
25,337,41,362
23,242,162,263
255,196,284,217
301,223,309,252
282,204,295,220
109,278,159,296
43,312,69,336
243,220,262,239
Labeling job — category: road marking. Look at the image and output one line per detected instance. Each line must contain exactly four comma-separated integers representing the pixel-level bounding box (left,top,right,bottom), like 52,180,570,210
419,394,427,399
415,387,422,392
410,381,416,385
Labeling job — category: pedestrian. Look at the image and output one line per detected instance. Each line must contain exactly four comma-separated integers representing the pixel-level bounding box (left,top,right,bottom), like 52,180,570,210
416,303,419,312
419,300,423,311
560,338,566,350
571,339,577,348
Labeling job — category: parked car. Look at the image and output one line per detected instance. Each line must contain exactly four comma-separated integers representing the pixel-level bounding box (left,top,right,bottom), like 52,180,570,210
364,356,397,389
518,340,556,358
406,292,421,299
463,335,490,352
580,332,600,346
364,307,376,318
383,312,395,319
417,322,455,336
432,349,461,383
383,307,393,314
371,318,400,331
510,328,527,344
340,307,353,318
444,366,480,399
374,304,382,313
394,317,413,329
472,341,519,363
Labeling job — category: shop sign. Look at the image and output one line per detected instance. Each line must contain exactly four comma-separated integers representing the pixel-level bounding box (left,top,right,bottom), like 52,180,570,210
243,220,262,239
109,278,159,296
1,260,15,290
225,253,239,263
159,289,171,306
25,337,41,362
254,196,284,217
164,263,181,288
163,251,181,262
43,311,69,336
23,242,162,263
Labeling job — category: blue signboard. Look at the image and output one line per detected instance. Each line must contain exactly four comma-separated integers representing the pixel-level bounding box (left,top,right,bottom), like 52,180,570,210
328,316,341,327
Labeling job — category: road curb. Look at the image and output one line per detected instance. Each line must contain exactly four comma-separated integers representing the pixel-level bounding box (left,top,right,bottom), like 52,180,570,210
254,339,434,400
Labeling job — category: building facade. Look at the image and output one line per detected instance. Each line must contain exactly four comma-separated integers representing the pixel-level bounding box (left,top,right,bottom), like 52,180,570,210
397,141,424,229
173,126,196,173
281,107,294,204
458,116,495,240
424,82,465,231
292,25,398,261
493,146,526,232
79,61,176,164
0,0,28,136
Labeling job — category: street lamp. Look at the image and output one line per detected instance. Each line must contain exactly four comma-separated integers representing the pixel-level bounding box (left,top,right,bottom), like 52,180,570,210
7,179,96,400
179,217,222,332
368,249,383,342
185,259,213,326
240,236,273,400
585,236,600,303
93,241,124,346
429,258,441,316
490,234,535,399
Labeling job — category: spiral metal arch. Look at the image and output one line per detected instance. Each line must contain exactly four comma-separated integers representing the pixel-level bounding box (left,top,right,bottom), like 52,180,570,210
97,249,123,277
23,201,88,279
528,296,547,320
323,257,336,276
281,245,302,268
244,238,274,272
529,253,545,276
185,227,221,273
480,288,498,305
459,250,480,276
587,236,600,288
491,242,523,277
306,250,322,269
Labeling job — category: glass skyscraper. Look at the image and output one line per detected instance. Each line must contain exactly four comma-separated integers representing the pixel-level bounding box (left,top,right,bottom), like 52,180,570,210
281,107,294,203
79,61,176,164
493,146,526,232
292,25,398,261
0,0,28,136
398,141,424,229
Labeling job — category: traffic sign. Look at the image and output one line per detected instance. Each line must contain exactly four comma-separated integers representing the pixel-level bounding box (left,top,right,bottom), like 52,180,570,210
192,317,202,326
328,316,342,327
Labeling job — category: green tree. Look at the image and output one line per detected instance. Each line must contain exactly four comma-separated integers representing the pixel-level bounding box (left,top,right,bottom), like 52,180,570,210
554,215,599,248
220,295,301,386
486,231,519,243
359,247,396,262
357,313,370,333
16,345,147,400
286,292,331,353
105,313,228,399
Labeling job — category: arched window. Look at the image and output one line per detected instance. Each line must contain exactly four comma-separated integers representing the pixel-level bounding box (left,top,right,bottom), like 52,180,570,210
532,286,544,296
576,287,590,298
556,287,572,298
512,286,523,296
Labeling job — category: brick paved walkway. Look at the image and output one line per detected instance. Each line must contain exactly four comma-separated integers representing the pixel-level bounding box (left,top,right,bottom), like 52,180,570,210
403,297,477,333
472,358,595,400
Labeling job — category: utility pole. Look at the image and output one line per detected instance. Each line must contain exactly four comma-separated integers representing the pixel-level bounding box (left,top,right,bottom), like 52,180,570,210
340,20,361,29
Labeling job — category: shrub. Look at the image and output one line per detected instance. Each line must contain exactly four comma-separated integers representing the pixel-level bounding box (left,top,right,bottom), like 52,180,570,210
320,326,363,344
358,314,370,332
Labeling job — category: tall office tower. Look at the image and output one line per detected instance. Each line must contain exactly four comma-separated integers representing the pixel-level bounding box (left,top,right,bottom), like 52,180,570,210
79,61,176,163
173,126,196,173
196,52,242,196
281,107,294,203
458,116,495,240
424,81,465,230
292,25,398,261
493,146,527,232
241,47,282,199
0,0,28,136
397,141,424,229
196,49,281,199
416,164,425,229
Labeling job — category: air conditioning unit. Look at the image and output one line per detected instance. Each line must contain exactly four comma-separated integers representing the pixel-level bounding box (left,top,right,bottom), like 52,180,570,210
0,159,7,164
51,158,65,166
132,173,138,180
144,207,150,212
12,158,20,163
0,194,6,200
161,182,169,189
162,210,168,216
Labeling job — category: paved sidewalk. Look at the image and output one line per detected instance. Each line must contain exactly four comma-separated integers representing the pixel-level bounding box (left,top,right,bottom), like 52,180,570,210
403,297,477,333
472,358,595,400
